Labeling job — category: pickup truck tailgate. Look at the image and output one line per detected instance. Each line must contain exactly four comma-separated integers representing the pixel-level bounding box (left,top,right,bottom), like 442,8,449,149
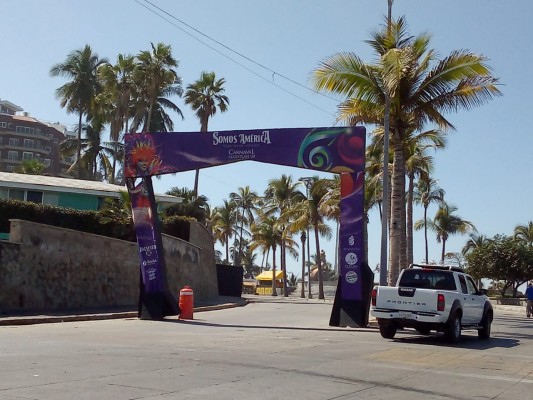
375,286,438,313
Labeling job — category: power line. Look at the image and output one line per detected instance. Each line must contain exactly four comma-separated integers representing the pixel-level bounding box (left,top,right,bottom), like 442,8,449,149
134,0,339,118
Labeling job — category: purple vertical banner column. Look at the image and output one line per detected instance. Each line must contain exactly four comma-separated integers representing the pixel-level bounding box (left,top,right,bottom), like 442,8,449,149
329,171,374,327
339,171,365,301
127,176,179,319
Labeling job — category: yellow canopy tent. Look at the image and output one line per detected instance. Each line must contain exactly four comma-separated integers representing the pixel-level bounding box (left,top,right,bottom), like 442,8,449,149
255,270,284,281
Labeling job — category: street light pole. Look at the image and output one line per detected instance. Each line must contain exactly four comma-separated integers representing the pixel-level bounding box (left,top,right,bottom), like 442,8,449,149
298,177,314,299
300,231,306,298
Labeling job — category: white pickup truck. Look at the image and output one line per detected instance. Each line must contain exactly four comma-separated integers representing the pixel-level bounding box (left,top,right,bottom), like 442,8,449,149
370,264,493,342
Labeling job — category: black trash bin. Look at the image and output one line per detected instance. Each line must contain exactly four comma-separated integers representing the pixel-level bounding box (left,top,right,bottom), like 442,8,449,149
216,264,243,297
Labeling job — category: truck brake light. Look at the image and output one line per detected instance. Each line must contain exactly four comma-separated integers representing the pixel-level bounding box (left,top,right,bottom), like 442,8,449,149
437,293,445,311
371,287,377,306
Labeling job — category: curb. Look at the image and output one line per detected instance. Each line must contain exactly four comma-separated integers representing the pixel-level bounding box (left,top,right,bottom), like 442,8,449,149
0,312,139,326
0,301,249,326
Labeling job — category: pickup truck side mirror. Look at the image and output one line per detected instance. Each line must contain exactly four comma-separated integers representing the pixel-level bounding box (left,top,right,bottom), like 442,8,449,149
477,289,488,296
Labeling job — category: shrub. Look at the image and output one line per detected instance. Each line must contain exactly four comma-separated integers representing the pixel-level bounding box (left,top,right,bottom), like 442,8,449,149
0,198,192,242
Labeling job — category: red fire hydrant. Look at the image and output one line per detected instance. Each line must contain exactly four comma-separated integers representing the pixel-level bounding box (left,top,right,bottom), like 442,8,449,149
179,286,194,320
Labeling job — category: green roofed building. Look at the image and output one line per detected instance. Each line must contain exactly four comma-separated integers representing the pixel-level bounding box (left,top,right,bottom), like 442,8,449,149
0,171,180,211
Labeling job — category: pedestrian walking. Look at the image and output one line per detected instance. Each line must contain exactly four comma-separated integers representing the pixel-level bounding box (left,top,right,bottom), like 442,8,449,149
525,283,533,318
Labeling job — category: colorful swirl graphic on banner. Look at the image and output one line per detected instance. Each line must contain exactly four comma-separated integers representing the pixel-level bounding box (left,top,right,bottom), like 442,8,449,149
297,128,364,175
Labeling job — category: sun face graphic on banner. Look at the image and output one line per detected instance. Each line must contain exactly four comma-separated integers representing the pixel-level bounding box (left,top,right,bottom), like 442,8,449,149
125,134,178,177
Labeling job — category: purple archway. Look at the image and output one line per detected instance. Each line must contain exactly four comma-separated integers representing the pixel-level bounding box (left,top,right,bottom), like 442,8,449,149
124,127,373,326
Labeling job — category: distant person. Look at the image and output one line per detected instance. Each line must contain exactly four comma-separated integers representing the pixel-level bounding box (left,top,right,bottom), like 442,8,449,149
525,283,533,318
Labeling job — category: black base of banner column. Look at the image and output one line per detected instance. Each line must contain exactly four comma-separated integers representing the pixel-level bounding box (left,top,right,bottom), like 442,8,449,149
138,286,181,320
329,262,374,327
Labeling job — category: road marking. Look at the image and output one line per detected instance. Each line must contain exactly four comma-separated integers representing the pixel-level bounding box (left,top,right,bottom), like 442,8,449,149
370,362,533,384
428,368,533,384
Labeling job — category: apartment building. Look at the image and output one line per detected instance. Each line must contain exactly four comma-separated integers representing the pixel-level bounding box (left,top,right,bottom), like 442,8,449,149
0,99,73,177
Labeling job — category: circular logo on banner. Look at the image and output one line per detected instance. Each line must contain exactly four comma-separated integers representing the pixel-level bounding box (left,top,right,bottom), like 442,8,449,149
345,252,358,265
345,270,358,284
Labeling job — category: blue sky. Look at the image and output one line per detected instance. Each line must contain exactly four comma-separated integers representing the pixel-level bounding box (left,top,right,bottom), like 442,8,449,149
3,1,532,278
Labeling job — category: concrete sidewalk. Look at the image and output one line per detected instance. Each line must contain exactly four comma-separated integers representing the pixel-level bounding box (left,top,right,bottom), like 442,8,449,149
0,294,525,326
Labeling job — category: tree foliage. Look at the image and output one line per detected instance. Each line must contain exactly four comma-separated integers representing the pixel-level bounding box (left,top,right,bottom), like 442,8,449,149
465,234,533,297
312,16,500,284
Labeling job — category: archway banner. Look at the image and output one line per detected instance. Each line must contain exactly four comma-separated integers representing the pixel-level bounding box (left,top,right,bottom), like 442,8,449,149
124,128,364,176
125,127,371,324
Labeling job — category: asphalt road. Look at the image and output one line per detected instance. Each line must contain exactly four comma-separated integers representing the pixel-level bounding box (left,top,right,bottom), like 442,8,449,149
0,298,532,400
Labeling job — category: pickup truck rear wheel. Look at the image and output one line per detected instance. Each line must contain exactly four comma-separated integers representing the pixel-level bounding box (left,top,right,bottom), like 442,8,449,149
378,321,397,339
444,313,462,343
478,311,492,340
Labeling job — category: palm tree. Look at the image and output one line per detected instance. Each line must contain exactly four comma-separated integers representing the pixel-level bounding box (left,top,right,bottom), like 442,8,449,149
405,129,446,265
312,17,501,283
285,177,332,299
50,45,109,178
423,202,477,263
461,233,489,256
230,186,259,265
413,177,445,262
98,54,136,183
211,200,237,263
250,216,283,296
14,159,45,175
317,176,341,275
365,136,389,221
286,199,315,299
184,71,229,197
308,179,334,299
99,190,133,224
264,175,302,296
132,42,183,132
241,244,260,278
514,221,533,246
299,231,307,298
60,117,114,180
164,187,209,223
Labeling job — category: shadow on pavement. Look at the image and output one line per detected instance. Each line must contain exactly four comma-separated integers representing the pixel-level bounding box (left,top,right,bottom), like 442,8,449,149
165,318,375,333
392,331,520,349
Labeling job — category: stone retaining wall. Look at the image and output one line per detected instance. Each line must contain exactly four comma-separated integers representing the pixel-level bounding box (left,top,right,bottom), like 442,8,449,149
0,219,218,312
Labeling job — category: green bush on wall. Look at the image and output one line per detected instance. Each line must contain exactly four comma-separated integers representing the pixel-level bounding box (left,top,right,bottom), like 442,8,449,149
0,198,192,242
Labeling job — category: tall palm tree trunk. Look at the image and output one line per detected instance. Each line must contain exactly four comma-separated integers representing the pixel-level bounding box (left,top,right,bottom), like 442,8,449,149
193,169,200,198
300,232,306,298
111,141,118,184
406,172,415,265
271,247,278,296
236,213,245,266
146,97,155,132
77,111,83,179
334,220,340,276
364,215,369,266
380,0,393,286
193,123,208,197
423,205,429,262
389,134,406,285
281,242,288,297
314,224,325,300
225,240,230,264
307,226,313,299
